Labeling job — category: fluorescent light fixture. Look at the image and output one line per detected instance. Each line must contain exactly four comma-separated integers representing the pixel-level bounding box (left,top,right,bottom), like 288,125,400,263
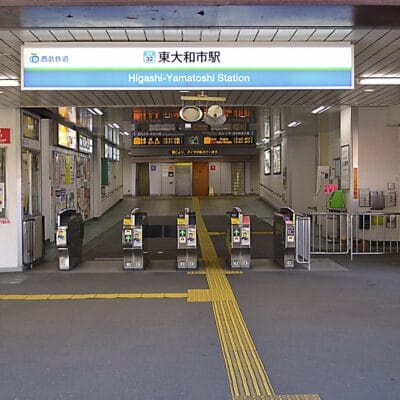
0,91,3,94
87,108,96,115
0,79,19,87
364,88,375,92
107,123,114,128
112,123,120,129
123,131,130,136
273,130,285,136
360,77,400,85
92,107,103,115
311,106,331,114
261,137,270,144
287,121,302,128
179,90,190,93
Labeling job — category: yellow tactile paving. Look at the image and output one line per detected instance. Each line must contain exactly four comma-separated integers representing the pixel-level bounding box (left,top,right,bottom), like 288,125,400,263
0,292,188,301
187,270,243,275
192,197,275,398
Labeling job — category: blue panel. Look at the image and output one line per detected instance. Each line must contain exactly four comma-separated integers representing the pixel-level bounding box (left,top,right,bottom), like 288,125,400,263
24,69,352,89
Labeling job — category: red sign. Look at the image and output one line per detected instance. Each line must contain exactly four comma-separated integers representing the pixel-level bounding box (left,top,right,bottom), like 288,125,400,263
0,128,10,144
210,165,216,171
324,184,338,193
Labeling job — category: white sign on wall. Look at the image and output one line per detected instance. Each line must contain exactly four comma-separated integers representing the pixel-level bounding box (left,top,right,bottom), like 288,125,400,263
22,43,353,90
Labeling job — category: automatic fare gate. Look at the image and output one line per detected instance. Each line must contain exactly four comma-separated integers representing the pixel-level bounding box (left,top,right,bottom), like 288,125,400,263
227,207,251,269
122,208,146,270
274,207,311,269
177,208,197,269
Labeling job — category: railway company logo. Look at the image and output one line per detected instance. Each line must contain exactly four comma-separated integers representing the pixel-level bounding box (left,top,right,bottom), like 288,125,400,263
29,53,40,63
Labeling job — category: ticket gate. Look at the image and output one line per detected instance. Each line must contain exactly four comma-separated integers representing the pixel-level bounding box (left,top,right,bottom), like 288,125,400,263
122,208,146,270
56,208,84,271
177,208,197,270
273,206,296,269
227,207,251,269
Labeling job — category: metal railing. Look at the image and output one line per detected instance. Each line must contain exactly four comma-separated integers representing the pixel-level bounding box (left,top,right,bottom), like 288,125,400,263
351,213,400,259
295,215,311,269
309,212,350,255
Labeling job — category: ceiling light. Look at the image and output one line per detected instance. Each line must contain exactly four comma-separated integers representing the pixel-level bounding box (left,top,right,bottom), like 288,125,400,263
112,123,120,129
0,79,19,87
179,90,190,93
107,123,114,128
123,131,130,136
87,108,96,115
274,130,285,136
360,77,400,85
287,121,302,128
92,107,103,115
364,88,375,92
0,91,3,94
311,106,331,114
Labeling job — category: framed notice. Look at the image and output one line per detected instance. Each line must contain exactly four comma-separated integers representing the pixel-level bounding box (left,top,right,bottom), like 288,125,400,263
341,145,350,190
264,148,271,175
263,115,271,140
273,144,281,175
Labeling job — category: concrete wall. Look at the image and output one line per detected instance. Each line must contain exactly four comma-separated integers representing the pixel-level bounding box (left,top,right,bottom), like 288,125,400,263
356,107,400,212
101,159,123,214
40,119,51,241
122,151,133,196
0,108,22,271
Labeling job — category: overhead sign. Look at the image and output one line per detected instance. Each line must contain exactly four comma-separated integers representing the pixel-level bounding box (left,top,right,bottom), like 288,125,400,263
21,43,353,90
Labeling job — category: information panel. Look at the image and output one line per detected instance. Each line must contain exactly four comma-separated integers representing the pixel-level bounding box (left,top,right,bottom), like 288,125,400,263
22,43,353,90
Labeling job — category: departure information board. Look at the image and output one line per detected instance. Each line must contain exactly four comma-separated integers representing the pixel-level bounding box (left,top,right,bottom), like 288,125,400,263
133,136,184,145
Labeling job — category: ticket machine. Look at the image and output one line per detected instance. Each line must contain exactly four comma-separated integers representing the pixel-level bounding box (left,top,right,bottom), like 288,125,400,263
177,208,197,270
122,208,146,270
227,207,251,269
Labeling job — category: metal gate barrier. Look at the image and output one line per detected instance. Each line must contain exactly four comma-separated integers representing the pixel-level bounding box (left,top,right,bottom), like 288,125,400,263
351,212,400,259
309,212,350,255
295,215,311,268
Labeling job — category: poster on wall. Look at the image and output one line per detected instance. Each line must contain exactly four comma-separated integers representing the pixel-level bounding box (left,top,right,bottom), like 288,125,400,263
341,145,350,190
264,148,271,175
55,188,67,213
58,124,77,150
273,144,281,174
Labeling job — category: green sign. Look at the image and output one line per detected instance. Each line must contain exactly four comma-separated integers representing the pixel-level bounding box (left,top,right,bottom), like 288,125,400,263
179,229,186,237
233,229,240,236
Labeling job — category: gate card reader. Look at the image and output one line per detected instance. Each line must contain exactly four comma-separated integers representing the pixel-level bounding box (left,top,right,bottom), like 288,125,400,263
122,208,147,270
227,207,251,269
56,208,84,271
273,206,296,269
177,208,197,270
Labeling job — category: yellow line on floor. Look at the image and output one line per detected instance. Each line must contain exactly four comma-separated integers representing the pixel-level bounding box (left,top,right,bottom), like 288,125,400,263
192,197,275,398
0,293,188,301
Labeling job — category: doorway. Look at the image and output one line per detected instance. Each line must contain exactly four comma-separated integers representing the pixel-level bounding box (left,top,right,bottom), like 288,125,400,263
192,162,209,196
136,163,150,195
175,163,192,196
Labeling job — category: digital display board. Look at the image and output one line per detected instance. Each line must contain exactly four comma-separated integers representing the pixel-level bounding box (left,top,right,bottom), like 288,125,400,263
203,135,254,145
133,136,184,145
58,124,77,150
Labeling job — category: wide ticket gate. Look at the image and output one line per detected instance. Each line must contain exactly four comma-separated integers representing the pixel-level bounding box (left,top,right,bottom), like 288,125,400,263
122,208,146,270
227,207,251,269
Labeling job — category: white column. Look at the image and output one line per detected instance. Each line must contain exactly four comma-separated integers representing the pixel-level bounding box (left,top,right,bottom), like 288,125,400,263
0,108,22,271
40,119,51,241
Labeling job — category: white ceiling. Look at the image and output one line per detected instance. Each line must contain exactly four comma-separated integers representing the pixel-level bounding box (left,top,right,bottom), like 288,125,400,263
0,27,399,108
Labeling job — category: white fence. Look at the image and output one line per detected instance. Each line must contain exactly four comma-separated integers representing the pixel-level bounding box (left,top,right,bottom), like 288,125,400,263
309,212,350,255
